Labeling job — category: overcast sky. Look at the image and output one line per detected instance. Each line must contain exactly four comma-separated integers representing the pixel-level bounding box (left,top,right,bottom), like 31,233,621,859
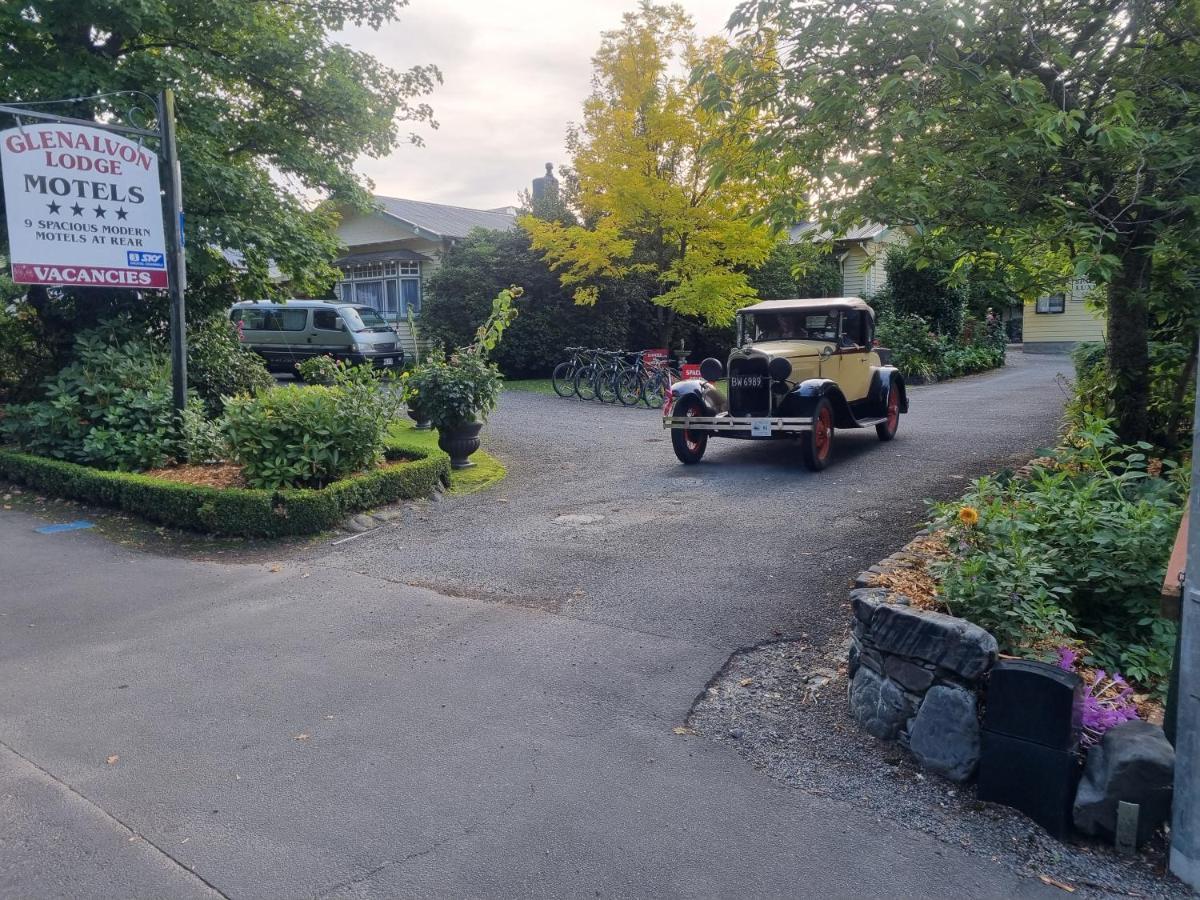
338,1,738,211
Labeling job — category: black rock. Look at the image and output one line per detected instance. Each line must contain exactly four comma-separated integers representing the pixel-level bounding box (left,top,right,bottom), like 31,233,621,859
850,588,889,624
869,604,997,679
848,636,861,677
848,666,916,741
884,654,936,694
1073,720,1175,846
907,685,981,782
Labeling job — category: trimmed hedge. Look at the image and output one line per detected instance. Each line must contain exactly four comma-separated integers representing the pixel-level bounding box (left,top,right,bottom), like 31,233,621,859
0,443,450,538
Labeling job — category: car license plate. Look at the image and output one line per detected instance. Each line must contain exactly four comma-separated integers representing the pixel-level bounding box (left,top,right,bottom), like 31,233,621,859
382,357,394,366
751,418,772,437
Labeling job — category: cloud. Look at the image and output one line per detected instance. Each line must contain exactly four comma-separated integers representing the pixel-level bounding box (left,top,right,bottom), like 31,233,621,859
339,0,737,210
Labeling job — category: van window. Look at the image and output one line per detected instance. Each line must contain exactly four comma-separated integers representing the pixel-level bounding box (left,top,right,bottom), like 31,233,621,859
232,308,308,331
340,306,392,333
312,310,341,331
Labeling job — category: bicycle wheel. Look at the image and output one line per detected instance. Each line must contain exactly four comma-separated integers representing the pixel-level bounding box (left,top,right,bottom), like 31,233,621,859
552,361,577,398
615,369,643,406
643,369,671,408
597,368,619,403
574,365,598,401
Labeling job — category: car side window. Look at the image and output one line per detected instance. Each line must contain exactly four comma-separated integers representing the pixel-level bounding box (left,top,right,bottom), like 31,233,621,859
312,310,340,331
840,310,865,348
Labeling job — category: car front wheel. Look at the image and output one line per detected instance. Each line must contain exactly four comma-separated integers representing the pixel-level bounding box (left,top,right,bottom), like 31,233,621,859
800,397,834,471
670,395,708,464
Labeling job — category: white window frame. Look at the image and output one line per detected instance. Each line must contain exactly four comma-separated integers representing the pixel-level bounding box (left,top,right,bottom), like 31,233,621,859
337,260,421,318
1035,293,1066,314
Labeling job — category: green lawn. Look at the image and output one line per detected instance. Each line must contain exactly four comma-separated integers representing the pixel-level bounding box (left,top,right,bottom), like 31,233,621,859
387,420,506,494
501,378,557,396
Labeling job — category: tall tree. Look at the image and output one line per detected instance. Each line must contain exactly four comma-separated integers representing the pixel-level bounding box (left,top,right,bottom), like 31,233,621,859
0,0,439,348
522,2,789,346
709,0,1200,441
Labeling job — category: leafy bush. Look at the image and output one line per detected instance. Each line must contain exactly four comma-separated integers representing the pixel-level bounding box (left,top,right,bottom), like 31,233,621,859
1069,341,1196,451
180,400,229,464
423,228,628,378
0,297,53,402
931,416,1184,698
402,348,502,430
1,332,179,471
871,245,966,335
187,314,275,414
876,314,943,380
223,364,400,489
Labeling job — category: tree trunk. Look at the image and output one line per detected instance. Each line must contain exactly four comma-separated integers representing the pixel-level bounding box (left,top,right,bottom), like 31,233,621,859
1106,242,1152,444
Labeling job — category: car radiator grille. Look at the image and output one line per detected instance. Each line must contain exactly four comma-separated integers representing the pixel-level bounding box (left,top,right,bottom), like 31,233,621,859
728,357,771,417
372,342,397,351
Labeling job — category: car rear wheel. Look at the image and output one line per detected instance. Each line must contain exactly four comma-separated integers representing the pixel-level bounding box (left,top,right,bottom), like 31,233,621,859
800,397,834,471
670,395,708,465
876,386,900,441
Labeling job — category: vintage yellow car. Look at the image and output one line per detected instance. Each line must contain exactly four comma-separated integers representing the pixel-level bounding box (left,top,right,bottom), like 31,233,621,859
663,298,908,470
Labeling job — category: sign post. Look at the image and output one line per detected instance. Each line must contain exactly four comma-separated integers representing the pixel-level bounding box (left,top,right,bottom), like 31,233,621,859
1172,337,1200,890
158,90,187,412
0,93,187,411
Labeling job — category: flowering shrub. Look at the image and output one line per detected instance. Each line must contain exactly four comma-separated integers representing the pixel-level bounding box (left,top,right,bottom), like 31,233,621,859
1056,647,1139,746
932,416,1185,699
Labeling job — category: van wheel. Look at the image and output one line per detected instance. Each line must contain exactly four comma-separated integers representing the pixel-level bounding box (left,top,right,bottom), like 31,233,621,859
800,398,834,471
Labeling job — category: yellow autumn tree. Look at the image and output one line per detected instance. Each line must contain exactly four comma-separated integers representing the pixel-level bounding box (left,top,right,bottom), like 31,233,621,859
521,2,789,346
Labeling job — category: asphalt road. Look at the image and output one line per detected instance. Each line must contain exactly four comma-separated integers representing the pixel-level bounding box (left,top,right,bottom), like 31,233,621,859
0,352,1070,899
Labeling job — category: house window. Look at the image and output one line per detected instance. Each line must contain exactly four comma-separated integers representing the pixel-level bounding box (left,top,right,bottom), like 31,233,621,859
337,260,421,318
1035,293,1066,314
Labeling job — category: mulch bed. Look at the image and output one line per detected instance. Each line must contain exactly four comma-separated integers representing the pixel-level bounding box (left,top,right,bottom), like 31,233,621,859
144,462,246,489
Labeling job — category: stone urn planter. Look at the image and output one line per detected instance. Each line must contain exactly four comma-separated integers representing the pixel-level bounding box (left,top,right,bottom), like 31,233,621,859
406,401,432,431
437,422,483,469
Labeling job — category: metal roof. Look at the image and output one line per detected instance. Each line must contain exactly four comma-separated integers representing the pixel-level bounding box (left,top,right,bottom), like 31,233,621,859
374,196,517,239
788,222,890,243
738,297,874,315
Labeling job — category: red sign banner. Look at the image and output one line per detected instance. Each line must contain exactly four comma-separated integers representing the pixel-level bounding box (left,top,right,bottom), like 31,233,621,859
681,363,702,380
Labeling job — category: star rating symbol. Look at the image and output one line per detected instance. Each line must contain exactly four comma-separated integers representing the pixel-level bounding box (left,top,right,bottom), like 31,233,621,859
115,207,128,221
70,203,84,216
93,205,106,219
47,201,61,215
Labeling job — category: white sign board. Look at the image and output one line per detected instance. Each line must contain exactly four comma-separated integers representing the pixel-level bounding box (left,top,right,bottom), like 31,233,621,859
1,123,167,288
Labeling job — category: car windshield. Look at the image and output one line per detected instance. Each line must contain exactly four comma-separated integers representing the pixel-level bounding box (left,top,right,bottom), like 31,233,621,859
745,311,840,342
340,306,392,333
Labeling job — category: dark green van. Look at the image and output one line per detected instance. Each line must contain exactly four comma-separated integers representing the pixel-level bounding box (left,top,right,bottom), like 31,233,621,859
230,300,405,374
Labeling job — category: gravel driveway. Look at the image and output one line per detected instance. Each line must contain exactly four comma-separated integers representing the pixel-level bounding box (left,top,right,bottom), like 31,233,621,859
318,351,1070,651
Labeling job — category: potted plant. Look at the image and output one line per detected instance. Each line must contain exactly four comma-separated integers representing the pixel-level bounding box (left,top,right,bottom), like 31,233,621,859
401,287,520,468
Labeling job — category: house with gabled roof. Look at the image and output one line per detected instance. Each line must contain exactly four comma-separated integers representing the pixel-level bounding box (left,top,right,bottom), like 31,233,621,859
788,221,912,299
331,196,517,357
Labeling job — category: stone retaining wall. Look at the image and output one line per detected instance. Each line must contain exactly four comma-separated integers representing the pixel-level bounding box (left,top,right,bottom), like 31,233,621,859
847,536,999,782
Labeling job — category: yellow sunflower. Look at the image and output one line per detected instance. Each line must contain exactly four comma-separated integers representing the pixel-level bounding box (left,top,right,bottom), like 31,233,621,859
958,506,980,527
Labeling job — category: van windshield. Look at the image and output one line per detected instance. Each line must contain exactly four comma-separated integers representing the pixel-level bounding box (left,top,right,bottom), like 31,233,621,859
341,306,392,333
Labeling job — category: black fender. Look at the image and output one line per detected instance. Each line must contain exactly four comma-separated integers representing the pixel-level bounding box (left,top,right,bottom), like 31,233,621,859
780,379,857,428
668,379,728,415
868,367,909,416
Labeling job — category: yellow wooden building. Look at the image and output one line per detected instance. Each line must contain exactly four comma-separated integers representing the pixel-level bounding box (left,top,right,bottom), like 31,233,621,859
1023,278,1106,353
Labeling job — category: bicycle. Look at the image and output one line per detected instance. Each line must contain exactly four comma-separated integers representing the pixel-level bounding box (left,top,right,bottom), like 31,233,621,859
552,346,591,398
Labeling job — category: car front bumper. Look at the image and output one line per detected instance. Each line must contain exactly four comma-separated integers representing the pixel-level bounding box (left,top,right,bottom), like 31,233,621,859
662,414,812,434
349,349,405,369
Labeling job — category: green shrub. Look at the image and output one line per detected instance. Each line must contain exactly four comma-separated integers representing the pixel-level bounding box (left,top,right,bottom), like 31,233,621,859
295,354,342,384
187,314,275,414
0,444,448,537
1,332,179,470
0,297,53,402
223,364,400,489
422,227,628,378
876,314,943,380
931,416,1185,698
1069,341,1196,450
871,245,966,335
180,400,229,464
